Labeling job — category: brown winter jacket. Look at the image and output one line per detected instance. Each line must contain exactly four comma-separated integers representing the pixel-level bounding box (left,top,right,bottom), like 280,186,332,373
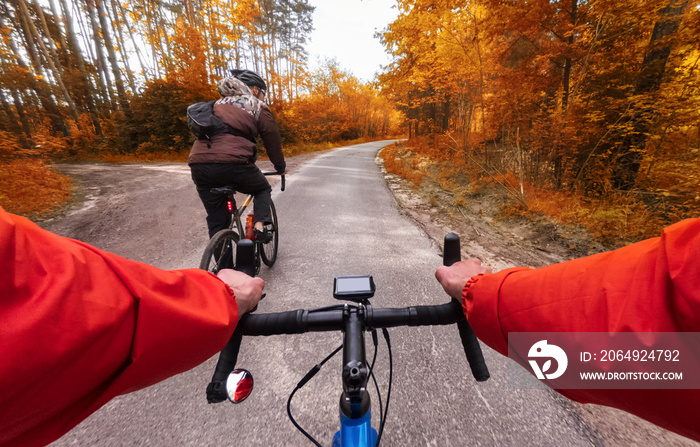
188,102,285,172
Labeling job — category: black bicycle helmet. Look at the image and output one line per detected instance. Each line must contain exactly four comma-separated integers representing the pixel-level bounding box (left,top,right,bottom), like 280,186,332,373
231,69,267,92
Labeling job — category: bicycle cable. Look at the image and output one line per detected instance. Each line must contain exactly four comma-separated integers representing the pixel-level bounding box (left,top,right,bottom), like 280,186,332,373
368,329,383,427
375,328,392,446
287,344,343,446
287,326,384,446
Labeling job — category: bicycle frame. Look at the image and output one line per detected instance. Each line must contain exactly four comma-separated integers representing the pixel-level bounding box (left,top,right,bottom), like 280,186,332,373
201,173,283,276
219,171,285,236
224,190,251,236
334,410,377,447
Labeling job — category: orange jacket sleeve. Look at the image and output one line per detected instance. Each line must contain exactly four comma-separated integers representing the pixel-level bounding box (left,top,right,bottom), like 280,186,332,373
0,208,240,447
463,218,700,442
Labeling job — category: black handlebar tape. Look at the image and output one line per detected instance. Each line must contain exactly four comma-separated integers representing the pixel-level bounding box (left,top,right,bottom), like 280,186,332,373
237,309,311,335
236,239,256,277
367,302,462,327
456,316,490,381
262,172,285,191
206,328,243,403
443,233,490,382
443,233,462,266
412,300,463,325
211,329,243,383
207,307,297,403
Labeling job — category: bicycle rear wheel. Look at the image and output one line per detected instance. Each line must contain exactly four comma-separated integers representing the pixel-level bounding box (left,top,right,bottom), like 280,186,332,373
260,200,278,267
200,229,240,274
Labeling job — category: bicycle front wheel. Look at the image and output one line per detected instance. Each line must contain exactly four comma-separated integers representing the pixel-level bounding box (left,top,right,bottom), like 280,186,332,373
260,200,278,267
200,229,240,274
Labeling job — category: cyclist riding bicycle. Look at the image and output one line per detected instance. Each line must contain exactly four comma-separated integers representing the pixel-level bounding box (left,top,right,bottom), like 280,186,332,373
189,69,286,243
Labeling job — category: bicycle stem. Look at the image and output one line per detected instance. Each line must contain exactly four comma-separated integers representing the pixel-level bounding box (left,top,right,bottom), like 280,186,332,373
340,304,371,419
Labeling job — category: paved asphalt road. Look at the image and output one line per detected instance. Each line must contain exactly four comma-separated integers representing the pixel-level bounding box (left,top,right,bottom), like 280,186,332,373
45,141,610,446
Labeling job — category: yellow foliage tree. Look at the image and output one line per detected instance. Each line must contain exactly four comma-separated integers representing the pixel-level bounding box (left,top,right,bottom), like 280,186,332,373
169,17,211,97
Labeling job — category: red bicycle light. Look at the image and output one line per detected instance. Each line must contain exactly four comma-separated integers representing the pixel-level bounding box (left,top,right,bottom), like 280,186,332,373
227,201,233,212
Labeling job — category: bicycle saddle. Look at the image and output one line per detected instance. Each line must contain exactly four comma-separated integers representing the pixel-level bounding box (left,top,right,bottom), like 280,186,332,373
210,185,235,195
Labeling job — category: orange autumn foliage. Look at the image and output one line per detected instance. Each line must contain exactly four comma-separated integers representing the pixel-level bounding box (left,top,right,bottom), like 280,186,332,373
0,160,72,218
381,143,424,188
379,0,700,242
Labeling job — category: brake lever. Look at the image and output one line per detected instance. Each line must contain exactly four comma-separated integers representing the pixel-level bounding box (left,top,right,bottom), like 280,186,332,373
248,293,265,314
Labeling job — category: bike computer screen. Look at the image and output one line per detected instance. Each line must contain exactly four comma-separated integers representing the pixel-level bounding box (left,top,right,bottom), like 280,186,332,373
333,276,375,302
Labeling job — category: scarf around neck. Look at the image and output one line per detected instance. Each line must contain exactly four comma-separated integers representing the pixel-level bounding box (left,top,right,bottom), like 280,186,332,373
215,77,263,120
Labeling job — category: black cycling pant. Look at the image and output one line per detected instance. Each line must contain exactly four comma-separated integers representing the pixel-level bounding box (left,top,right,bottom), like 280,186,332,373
190,162,272,238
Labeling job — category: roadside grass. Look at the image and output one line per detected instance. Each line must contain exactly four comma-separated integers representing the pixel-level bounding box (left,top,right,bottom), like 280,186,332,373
381,143,425,187
498,185,670,247
0,159,73,219
380,141,699,247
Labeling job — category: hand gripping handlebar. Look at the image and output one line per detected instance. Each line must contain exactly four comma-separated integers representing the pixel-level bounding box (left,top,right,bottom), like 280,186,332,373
206,234,489,404
262,172,285,191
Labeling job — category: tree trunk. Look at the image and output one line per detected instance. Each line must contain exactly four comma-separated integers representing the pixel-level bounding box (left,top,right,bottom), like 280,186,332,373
612,0,688,189
0,13,33,146
471,10,488,163
442,93,451,132
138,0,161,78
59,0,103,134
11,0,66,133
29,0,83,126
114,0,150,82
554,0,578,188
204,0,219,78
561,0,577,109
93,0,137,150
85,0,116,109
155,6,173,74
47,0,70,63
108,0,136,92
0,72,34,148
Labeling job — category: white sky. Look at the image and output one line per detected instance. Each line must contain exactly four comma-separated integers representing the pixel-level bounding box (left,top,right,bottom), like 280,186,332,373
305,0,399,82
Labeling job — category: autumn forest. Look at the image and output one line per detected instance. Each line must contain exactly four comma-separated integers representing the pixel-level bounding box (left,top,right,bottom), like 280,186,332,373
1,0,699,244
